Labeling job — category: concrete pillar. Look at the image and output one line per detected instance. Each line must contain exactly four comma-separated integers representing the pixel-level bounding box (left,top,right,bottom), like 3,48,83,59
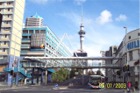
15,73,19,86
37,68,39,84
24,78,27,85
7,73,12,86
31,68,34,84
44,70,48,85
41,71,44,84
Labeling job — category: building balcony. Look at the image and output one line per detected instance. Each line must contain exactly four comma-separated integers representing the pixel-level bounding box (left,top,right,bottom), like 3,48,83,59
0,37,10,41
0,4,14,8
22,39,31,43
0,52,8,55
21,51,44,56
0,44,9,48
5,5,14,8
1,11,13,14
22,34,31,36
21,45,30,49
0,30,11,34
2,24,12,28
3,17,12,21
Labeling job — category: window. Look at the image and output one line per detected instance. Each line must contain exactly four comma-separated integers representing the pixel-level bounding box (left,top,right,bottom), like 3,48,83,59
23,30,28,33
3,49,5,52
4,41,6,45
129,51,133,61
29,30,33,34
138,33,140,36
128,36,131,39
8,8,10,11
7,2,12,5
5,35,7,38
0,2,3,5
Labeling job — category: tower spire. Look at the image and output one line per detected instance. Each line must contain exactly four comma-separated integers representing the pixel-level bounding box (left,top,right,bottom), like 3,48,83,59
78,4,85,52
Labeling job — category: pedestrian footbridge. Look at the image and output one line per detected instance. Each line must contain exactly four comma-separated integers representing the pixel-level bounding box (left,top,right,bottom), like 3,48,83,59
22,56,122,69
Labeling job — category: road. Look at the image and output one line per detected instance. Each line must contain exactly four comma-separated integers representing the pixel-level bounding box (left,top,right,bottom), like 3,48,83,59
0,85,127,93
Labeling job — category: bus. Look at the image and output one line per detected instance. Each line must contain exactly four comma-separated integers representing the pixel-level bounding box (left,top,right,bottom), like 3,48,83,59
88,75,105,89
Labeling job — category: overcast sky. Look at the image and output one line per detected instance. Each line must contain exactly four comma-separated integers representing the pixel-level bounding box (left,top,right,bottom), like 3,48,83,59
24,0,139,57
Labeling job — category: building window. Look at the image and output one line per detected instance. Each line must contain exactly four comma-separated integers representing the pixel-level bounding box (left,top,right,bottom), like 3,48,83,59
23,30,28,34
29,30,33,34
0,2,3,5
129,51,133,61
3,49,5,52
5,35,7,38
4,41,6,45
8,8,10,11
128,36,131,39
138,33,140,36
7,2,12,5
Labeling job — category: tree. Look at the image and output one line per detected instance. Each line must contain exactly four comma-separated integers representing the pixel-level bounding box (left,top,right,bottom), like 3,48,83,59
52,68,70,83
88,70,95,75
96,70,104,76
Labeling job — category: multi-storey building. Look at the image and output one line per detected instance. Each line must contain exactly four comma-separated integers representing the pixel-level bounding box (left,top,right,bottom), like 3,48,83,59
21,26,72,58
25,13,43,27
0,0,25,72
105,28,140,89
21,14,71,58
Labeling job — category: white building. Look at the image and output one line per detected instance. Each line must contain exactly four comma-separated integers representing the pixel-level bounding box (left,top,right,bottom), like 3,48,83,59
25,13,43,27
105,28,140,89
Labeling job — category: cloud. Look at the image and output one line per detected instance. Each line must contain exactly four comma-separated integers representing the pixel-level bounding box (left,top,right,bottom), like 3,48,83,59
96,10,113,25
74,0,86,5
115,14,127,21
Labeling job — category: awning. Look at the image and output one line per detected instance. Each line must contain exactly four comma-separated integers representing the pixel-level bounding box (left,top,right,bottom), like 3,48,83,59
47,69,55,73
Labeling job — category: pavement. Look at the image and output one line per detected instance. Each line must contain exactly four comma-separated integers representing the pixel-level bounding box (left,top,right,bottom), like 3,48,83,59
0,84,29,90
0,84,139,93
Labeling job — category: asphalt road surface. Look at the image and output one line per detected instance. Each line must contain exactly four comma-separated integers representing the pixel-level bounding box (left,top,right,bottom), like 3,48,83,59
0,86,127,93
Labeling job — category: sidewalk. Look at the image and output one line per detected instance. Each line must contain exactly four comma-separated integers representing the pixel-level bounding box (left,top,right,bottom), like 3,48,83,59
124,89,140,93
0,85,29,90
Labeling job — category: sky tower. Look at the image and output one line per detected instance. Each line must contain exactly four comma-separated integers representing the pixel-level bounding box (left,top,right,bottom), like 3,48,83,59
73,5,87,57
79,23,85,52
78,5,85,52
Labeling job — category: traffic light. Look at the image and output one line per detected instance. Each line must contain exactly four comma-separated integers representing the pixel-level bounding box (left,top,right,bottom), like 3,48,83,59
123,65,130,72
116,70,121,76
126,65,130,71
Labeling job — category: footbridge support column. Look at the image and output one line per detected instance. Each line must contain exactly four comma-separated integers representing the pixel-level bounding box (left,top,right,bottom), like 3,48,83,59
44,70,48,85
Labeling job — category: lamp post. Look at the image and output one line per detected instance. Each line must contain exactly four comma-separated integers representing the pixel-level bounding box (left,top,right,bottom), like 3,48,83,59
123,27,127,65
122,27,128,83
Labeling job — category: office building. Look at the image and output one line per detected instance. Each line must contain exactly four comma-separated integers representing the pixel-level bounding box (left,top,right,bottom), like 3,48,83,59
105,28,140,89
21,14,71,58
25,13,43,27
